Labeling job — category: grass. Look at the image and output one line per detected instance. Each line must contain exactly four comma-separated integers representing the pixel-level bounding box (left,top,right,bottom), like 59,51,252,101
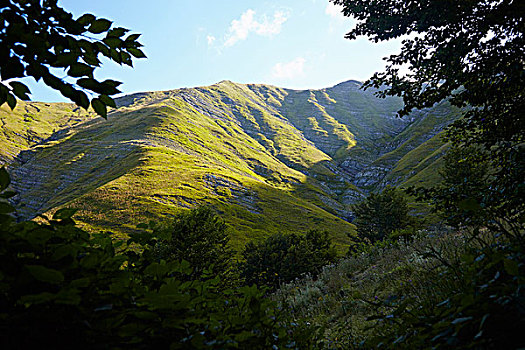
2,80,461,254
273,231,467,347
0,101,97,163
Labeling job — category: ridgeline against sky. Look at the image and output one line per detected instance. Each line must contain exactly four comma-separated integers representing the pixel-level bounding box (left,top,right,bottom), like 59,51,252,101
25,0,403,102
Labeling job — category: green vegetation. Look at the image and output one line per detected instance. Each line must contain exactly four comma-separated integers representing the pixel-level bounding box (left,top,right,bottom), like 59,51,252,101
2,0,523,347
1,77,461,250
351,187,416,243
0,101,97,163
240,230,337,291
314,1,525,347
149,207,235,281
416,145,492,228
0,172,313,348
275,228,525,348
334,0,524,225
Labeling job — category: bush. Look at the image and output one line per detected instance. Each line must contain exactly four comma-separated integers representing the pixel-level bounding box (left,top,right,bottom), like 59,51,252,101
351,186,415,243
361,229,525,349
240,230,337,291
149,207,234,281
0,168,308,348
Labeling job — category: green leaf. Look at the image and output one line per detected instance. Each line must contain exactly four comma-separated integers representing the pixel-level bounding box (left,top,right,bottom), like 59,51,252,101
55,289,82,305
126,33,141,42
0,190,17,199
0,167,10,191
94,41,110,56
80,253,103,269
77,13,96,26
77,77,99,91
0,202,15,214
100,79,122,95
458,198,482,211
26,265,65,284
88,19,112,34
1,58,25,79
110,48,121,63
58,83,78,100
107,27,129,38
52,244,79,261
55,52,78,67
461,294,475,307
128,48,147,58
68,63,93,77
19,292,56,305
9,82,31,100
6,93,16,109
82,52,101,66
70,278,91,288
98,94,116,108
133,311,158,320
121,51,133,66
451,317,473,325
91,97,107,118
102,79,122,88
103,37,122,49
72,90,90,109
504,259,519,276
0,85,8,106
53,208,78,220
144,262,171,279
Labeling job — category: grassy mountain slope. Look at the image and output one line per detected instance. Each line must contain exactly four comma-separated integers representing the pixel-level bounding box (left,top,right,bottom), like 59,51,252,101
1,80,461,250
0,102,96,163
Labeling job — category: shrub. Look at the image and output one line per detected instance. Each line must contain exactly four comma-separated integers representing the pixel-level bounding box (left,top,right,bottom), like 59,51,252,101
148,207,234,281
351,186,415,243
362,229,525,349
0,168,308,348
240,230,337,291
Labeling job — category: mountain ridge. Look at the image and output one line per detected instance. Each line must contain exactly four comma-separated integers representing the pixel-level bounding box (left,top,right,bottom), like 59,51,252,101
0,79,461,249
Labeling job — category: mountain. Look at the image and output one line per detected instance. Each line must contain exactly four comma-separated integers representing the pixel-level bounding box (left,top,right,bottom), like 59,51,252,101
0,80,461,250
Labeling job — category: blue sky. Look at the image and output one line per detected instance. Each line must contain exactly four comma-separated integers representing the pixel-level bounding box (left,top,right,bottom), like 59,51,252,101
26,0,402,102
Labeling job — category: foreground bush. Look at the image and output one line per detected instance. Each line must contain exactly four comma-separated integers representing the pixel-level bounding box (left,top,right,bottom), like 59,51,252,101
0,169,311,349
362,229,525,349
275,228,525,349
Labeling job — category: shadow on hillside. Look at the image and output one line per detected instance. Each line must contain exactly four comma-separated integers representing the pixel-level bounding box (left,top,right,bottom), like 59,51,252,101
10,106,166,221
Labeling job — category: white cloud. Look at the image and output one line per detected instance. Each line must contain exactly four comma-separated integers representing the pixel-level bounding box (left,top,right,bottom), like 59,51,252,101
224,9,289,47
255,10,288,36
207,35,216,45
271,57,306,79
325,3,346,20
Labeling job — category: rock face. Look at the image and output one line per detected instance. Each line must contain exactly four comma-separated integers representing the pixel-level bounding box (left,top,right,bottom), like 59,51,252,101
0,80,461,241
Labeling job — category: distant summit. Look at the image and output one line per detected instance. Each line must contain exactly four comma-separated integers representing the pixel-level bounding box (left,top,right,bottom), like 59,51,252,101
331,80,363,89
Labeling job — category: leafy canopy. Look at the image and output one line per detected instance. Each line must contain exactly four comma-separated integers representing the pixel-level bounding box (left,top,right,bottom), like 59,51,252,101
0,0,146,117
149,207,235,281
333,0,524,230
332,0,524,146
329,2,525,347
427,145,492,228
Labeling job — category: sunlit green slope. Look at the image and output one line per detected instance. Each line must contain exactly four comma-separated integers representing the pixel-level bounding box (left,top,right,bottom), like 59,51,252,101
0,80,461,249
0,101,97,163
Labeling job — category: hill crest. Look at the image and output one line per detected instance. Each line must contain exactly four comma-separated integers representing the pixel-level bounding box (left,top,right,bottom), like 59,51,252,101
0,80,461,249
